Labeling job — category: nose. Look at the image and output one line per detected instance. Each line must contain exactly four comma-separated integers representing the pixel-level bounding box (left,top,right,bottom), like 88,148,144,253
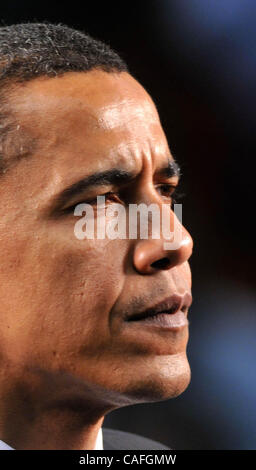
133,210,193,275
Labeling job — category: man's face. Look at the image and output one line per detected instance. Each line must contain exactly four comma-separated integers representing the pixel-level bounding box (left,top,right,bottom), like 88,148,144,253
0,71,193,408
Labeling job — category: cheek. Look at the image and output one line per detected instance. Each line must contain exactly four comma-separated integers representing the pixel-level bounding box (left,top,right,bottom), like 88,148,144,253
31,239,127,361
0,228,127,363
182,261,192,287
50,238,124,295
171,262,192,292
35,237,125,322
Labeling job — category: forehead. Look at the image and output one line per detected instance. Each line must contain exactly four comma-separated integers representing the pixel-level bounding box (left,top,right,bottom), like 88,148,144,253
7,71,172,188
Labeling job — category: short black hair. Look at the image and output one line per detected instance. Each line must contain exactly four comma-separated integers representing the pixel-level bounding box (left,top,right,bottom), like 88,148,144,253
0,22,128,173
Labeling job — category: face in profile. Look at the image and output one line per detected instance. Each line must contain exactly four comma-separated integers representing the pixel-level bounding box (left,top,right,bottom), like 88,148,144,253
0,70,193,412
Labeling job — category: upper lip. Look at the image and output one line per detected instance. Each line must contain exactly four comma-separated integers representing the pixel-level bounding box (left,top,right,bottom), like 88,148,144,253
126,292,193,321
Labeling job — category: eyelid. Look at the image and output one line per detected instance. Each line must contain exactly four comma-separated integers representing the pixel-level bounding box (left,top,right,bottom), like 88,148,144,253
155,182,177,189
62,191,119,213
63,183,181,214
155,183,178,194
78,184,178,205
155,183,185,206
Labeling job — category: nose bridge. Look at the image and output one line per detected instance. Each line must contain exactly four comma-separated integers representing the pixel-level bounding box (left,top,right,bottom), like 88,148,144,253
132,188,193,274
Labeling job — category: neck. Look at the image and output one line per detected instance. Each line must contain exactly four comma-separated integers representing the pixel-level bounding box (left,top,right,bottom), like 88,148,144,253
0,364,114,449
9,410,104,450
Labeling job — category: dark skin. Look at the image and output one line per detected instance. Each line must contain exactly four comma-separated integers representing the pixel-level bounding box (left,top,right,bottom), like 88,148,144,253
0,70,193,449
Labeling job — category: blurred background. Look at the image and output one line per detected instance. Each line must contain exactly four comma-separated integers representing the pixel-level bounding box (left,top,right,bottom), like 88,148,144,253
1,0,255,449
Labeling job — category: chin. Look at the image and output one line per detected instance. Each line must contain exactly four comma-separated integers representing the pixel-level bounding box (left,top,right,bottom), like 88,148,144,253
119,353,191,405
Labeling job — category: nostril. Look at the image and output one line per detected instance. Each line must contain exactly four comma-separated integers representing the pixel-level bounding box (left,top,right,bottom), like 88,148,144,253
150,257,171,270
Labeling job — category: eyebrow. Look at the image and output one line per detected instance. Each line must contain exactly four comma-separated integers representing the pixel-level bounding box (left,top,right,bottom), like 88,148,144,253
53,158,181,209
157,160,181,179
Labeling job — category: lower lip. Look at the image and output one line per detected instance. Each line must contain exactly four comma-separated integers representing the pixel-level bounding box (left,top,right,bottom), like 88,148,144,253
126,310,188,330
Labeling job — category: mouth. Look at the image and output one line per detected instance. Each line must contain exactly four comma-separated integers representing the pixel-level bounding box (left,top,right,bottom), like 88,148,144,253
125,293,192,330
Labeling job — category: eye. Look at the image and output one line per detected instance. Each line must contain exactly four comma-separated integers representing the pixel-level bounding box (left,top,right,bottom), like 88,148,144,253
156,184,185,207
63,192,121,214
